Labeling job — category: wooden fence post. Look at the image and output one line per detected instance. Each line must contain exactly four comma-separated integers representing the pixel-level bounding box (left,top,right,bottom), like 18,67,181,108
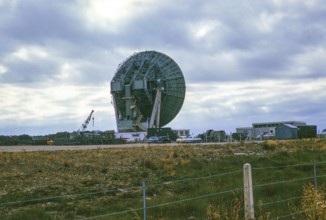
244,163,255,220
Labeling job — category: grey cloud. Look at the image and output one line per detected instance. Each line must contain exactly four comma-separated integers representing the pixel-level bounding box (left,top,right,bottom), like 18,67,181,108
1,0,325,135
1,58,59,84
0,1,83,43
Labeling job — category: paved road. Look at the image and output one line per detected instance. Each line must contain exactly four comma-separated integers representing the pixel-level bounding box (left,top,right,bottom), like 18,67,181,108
0,144,152,152
0,142,230,152
0,143,187,152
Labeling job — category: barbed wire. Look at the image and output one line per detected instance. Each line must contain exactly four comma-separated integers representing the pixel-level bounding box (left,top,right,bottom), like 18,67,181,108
316,174,326,179
252,162,314,170
0,169,242,207
254,174,326,189
252,160,326,171
79,187,243,220
147,187,242,209
255,196,302,208
0,186,142,206
147,169,243,188
254,176,315,188
78,207,144,220
78,162,326,220
270,210,306,220
2,160,326,219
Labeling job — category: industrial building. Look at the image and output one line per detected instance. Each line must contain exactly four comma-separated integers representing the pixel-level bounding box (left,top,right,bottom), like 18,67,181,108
236,121,317,140
252,121,306,138
236,127,253,139
275,124,299,139
114,132,147,142
174,129,190,137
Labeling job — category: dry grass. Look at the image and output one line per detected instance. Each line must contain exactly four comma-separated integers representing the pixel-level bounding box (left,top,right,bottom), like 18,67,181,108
1,140,326,219
302,184,326,219
0,145,227,204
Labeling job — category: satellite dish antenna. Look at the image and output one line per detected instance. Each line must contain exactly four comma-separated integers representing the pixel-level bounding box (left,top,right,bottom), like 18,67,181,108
110,51,186,132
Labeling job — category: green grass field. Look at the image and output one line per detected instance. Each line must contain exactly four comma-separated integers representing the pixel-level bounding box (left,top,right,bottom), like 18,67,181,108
1,139,326,219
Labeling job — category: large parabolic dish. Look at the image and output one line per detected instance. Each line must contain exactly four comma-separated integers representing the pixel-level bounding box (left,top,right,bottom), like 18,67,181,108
110,51,186,132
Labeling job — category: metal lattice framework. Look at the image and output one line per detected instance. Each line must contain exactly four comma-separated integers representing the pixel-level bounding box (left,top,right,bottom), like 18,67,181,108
110,51,186,132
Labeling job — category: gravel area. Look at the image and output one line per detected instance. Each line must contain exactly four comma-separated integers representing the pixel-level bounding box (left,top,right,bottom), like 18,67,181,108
0,142,226,152
0,143,149,152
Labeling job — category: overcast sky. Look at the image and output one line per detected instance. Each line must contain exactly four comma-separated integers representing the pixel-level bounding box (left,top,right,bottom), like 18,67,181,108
1,0,325,136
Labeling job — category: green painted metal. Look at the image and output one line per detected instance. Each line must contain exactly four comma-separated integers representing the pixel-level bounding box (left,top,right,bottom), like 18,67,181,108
111,51,186,132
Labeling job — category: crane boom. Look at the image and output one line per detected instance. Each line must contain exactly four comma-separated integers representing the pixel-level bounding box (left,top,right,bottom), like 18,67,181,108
77,110,94,133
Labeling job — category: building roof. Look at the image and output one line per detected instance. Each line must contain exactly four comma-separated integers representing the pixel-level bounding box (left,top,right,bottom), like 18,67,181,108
252,121,306,126
236,127,253,130
283,124,297,129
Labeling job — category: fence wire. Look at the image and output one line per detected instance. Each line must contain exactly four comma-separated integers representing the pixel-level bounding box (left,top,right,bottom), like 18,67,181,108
270,210,306,220
252,162,315,170
147,169,243,188
0,169,242,207
79,187,243,220
2,160,326,219
0,186,142,206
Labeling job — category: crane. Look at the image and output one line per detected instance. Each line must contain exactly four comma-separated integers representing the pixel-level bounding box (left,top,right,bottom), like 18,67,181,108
77,110,94,133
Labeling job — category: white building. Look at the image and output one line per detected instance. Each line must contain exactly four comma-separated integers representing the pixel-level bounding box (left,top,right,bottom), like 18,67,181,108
114,132,147,142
